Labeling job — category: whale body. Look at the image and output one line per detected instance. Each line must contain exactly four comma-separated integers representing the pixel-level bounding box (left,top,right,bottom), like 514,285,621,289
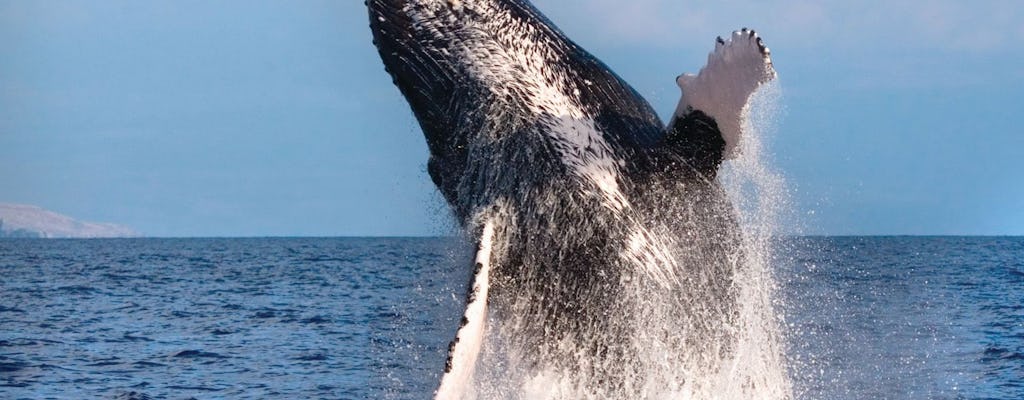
367,1,777,398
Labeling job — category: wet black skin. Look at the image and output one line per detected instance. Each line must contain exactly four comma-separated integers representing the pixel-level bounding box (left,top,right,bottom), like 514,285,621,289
366,0,726,221
366,0,739,392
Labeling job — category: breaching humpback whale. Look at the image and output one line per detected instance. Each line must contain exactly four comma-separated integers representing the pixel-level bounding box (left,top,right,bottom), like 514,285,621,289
367,0,777,398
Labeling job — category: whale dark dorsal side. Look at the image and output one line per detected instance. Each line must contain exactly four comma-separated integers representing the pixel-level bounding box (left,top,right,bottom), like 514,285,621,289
367,0,695,221
367,1,777,398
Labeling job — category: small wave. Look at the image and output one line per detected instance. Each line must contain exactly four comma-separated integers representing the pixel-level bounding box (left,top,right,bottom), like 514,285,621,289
110,302,141,311
251,307,299,320
170,310,196,318
122,332,154,342
0,360,29,373
374,310,401,320
85,360,122,367
299,315,333,325
112,391,153,400
982,346,1024,362
56,285,98,294
104,334,154,344
301,255,350,262
171,350,228,359
206,288,256,295
37,363,81,372
166,385,223,392
131,361,166,368
0,338,65,346
186,256,213,265
293,353,329,361
76,336,102,344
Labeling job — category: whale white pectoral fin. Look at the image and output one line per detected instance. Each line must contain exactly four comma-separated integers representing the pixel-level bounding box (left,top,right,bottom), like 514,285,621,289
435,219,496,400
671,28,777,159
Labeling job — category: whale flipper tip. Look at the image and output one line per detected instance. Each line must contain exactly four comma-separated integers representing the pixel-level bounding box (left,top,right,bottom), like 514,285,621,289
671,29,777,160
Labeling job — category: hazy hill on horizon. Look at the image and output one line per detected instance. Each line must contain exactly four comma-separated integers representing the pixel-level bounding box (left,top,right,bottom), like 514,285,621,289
0,203,139,238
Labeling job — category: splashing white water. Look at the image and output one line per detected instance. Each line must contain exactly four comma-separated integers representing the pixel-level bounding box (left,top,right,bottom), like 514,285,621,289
715,80,793,399
450,81,792,400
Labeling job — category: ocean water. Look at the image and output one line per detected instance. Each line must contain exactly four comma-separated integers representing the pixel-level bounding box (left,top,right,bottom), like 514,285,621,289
781,237,1024,400
0,236,1021,399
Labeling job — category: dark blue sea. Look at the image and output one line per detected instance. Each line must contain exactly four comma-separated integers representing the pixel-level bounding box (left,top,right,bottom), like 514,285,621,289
1,237,1021,399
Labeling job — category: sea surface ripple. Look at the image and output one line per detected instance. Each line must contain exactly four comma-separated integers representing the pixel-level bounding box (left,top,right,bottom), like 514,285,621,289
0,236,1021,399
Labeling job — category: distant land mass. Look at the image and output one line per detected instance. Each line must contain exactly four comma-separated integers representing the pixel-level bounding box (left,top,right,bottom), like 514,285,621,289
0,203,139,238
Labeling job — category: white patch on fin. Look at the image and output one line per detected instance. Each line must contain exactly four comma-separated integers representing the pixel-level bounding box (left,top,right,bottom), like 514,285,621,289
435,219,496,400
673,28,777,158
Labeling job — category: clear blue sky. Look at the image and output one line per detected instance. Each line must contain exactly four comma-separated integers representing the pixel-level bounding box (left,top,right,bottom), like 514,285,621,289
1,1,1021,237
